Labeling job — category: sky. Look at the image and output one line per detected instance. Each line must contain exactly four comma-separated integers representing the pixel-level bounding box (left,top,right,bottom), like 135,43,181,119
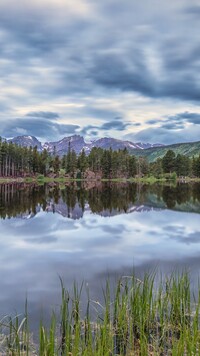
0,0,200,144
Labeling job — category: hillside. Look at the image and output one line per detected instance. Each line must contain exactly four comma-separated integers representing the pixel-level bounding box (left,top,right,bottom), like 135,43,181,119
131,140,200,162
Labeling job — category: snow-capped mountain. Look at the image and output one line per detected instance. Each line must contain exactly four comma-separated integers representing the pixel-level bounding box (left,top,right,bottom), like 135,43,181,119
43,135,86,155
8,135,43,151
6,134,164,155
134,142,165,149
91,137,163,151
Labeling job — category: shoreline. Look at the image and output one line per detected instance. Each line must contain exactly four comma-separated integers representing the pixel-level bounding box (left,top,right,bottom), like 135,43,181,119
0,176,200,184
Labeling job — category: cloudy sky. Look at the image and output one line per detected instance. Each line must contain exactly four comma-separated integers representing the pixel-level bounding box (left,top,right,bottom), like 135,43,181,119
0,0,200,144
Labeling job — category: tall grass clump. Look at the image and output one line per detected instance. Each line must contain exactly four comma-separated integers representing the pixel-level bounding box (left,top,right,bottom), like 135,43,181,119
1,271,200,355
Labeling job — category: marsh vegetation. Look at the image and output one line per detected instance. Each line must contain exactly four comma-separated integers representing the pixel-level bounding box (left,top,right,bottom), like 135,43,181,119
1,272,200,355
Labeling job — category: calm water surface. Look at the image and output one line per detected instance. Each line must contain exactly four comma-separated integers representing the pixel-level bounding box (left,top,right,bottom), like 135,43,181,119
0,182,200,328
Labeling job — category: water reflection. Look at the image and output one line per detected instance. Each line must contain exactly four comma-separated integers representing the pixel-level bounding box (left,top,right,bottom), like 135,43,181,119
0,182,200,220
0,182,200,331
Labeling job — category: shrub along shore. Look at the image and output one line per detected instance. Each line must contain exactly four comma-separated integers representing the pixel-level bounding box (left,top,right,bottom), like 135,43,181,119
0,174,200,185
1,271,200,355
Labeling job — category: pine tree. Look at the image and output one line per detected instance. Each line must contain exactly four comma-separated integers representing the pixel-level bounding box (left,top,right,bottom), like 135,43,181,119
53,155,60,174
162,150,176,173
128,155,137,178
77,149,88,175
175,154,190,177
101,149,112,179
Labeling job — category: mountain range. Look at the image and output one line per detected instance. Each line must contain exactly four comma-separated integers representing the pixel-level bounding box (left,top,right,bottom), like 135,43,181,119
7,135,164,155
5,134,200,161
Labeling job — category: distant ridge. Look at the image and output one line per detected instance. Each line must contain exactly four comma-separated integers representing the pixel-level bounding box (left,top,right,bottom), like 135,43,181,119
4,134,200,161
132,140,200,162
7,134,164,156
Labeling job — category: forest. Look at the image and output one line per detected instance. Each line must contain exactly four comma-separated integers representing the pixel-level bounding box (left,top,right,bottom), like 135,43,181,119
0,137,200,179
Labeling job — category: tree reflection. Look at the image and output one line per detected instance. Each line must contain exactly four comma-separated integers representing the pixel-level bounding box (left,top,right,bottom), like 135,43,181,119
0,182,200,220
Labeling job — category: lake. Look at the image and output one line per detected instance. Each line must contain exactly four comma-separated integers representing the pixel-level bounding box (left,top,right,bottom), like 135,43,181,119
0,182,200,329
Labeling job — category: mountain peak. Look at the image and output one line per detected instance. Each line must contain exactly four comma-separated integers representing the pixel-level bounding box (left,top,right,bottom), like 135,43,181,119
5,134,164,155
8,135,43,151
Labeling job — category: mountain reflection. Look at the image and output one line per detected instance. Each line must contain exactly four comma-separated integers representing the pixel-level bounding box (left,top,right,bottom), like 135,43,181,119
0,182,200,220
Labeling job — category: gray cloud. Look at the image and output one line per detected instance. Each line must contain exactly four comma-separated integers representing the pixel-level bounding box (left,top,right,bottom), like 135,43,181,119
26,111,60,119
79,117,130,137
171,112,200,125
1,118,80,141
90,54,154,96
146,112,200,128
80,108,122,121
1,0,200,143
101,118,130,131
26,235,58,244
169,230,200,245
125,125,200,145
147,119,158,125
184,6,200,15
89,130,98,136
90,50,200,102
2,113,129,141
100,224,129,236
0,1,199,102
130,111,200,143
133,123,141,127
161,123,185,130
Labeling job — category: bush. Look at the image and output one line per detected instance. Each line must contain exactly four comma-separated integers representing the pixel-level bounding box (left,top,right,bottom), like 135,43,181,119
171,171,177,181
36,174,45,181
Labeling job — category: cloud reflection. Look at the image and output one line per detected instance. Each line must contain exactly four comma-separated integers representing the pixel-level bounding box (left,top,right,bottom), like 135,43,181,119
0,205,200,328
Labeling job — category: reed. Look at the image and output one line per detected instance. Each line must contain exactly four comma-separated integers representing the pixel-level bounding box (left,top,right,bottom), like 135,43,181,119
1,271,200,355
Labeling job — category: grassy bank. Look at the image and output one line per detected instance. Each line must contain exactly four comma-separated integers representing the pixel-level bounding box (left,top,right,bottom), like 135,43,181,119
0,175,200,185
1,271,200,355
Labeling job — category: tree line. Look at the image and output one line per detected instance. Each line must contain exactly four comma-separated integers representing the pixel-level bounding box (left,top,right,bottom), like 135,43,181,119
0,137,200,178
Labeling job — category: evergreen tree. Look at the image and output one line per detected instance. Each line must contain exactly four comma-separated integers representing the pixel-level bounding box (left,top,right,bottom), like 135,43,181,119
77,149,88,173
192,155,200,177
70,150,77,177
162,150,176,173
52,155,60,174
101,149,112,179
88,147,103,173
32,146,40,173
175,154,190,177
128,155,137,177
150,158,163,178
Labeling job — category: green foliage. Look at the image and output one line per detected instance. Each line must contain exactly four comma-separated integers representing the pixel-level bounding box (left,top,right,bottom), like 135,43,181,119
192,155,200,177
137,156,149,176
77,149,88,173
0,136,199,180
175,154,190,176
171,171,177,181
132,140,200,162
52,155,60,174
162,150,176,173
37,174,45,181
1,271,200,355
150,158,163,178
